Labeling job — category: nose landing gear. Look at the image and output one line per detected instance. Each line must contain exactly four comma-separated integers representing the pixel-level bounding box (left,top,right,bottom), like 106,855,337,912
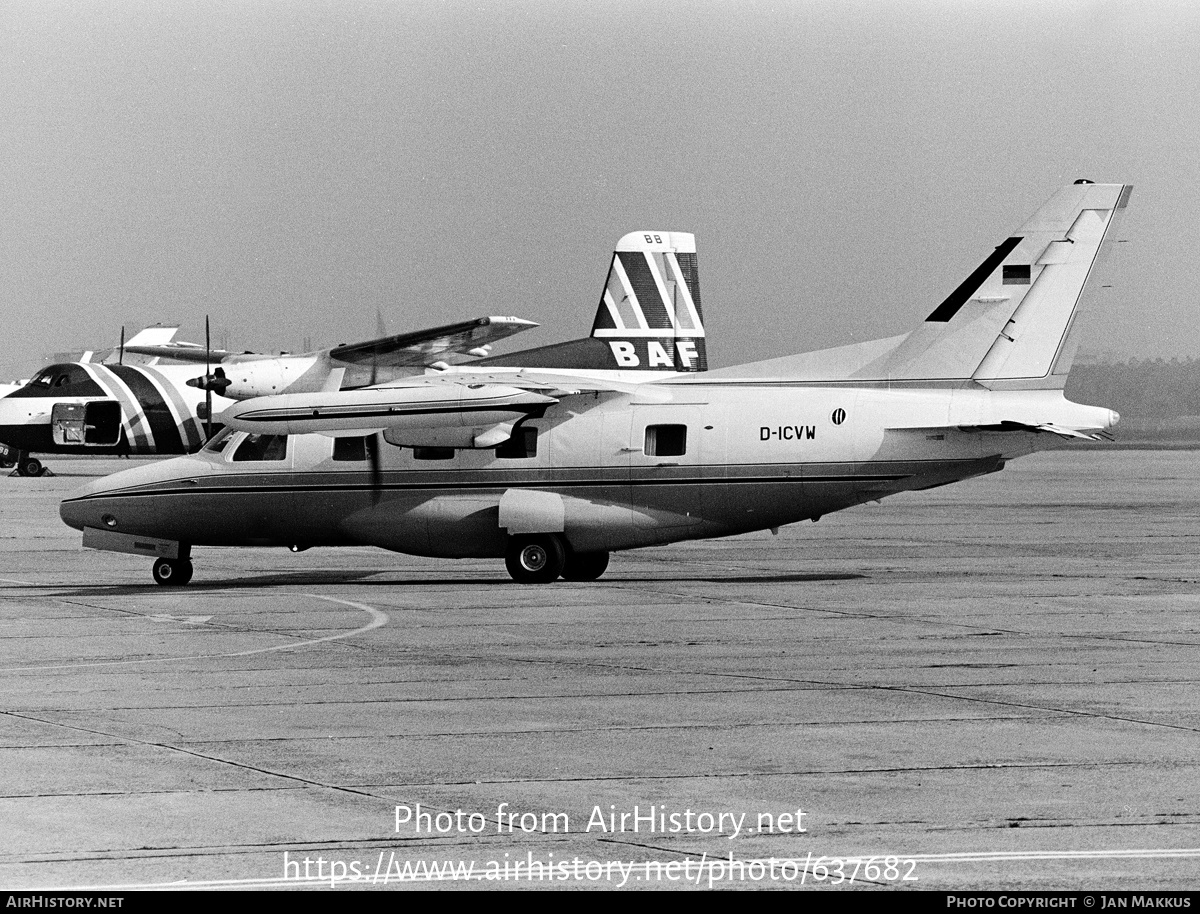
152,557,194,586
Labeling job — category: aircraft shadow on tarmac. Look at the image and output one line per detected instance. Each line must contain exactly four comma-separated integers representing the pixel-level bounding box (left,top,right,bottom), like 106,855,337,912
42,570,864,596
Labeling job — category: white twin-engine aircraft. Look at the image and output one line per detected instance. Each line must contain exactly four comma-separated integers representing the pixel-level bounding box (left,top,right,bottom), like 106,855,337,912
61,181,1129,587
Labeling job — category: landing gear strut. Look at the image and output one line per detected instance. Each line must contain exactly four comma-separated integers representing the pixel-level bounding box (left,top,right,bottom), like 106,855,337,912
504,534,566,584
16,453,43,477
152,557,194,587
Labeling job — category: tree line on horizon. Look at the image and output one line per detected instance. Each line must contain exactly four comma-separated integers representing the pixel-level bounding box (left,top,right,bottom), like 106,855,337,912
1066,358,1200,419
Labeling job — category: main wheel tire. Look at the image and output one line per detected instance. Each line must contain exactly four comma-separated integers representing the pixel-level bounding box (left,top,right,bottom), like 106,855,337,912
504,534,566,584
17,456,42,477
561,549,610,581
152,558,194,587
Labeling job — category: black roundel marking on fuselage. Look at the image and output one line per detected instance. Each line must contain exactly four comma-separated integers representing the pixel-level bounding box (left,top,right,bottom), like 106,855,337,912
832,408,846,425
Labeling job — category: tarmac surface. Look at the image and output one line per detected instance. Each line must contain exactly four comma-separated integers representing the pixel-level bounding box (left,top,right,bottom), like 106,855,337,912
1,450,1198,891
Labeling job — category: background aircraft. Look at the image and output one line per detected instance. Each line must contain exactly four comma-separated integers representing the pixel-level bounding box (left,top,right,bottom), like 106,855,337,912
131,315,538,400
5,229,711,477
0,317,535,477
0,325,182,475
60,182,1130,586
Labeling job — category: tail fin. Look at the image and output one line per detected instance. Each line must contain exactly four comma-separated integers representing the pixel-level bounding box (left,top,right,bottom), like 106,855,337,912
122,325,180,348
478,230,707,372
589,231,706,371
881,181,1132,387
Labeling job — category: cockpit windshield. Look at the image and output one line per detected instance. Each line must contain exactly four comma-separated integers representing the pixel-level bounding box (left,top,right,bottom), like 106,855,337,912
231,433,289,462
15,365,104,398
29,366,88,389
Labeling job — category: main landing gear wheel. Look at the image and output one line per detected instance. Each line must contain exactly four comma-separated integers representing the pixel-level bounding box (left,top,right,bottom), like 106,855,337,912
505,534,566,584
17,456,43,477
152,558,194,587
561,549,609,581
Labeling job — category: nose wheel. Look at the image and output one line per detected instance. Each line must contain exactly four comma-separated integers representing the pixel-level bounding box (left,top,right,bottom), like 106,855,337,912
152,557,194,587
16,454,43,477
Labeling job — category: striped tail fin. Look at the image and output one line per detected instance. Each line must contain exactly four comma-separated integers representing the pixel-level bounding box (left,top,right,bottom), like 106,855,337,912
477,230,708,372
590,231,707,371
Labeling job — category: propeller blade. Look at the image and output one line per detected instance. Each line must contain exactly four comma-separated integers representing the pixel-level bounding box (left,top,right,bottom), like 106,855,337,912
119,326,125,366
204,317,212,441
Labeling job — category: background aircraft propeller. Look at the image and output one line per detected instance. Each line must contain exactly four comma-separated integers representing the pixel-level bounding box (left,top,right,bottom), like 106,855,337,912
204,317,213,441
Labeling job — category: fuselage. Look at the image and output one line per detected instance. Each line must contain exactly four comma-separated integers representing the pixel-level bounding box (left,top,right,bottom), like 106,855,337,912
59,381,1067,559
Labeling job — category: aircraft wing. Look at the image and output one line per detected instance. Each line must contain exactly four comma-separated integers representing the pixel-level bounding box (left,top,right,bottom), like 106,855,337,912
384,368,664,397
329,316,538,367
121,345,237,364
221,380,558,448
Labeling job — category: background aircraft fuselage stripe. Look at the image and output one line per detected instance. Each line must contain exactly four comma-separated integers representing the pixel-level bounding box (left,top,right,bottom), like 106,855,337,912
108,365,185,454
83,364,151,450
141,366,203,451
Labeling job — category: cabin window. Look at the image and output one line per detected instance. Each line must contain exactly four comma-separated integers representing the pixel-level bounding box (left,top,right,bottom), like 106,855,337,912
332,435,376,462
644,424,687,457
232,433,288,461
412,446,454,461
496,427,537,459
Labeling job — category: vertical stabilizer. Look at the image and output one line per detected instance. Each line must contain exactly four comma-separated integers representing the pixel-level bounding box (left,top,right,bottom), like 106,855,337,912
590,231,707,371
879,182,1131,387
478,230,708,372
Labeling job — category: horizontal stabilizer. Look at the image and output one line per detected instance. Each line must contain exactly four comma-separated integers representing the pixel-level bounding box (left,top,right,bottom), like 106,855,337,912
879,389,1119,438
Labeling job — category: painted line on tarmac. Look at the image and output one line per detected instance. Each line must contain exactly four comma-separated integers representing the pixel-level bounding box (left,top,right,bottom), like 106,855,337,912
33,847,1200,891
0,594,388,673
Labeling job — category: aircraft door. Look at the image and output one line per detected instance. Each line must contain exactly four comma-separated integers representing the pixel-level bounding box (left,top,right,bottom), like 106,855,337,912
84,401,123,445
51,401,123,447
630,405,715,527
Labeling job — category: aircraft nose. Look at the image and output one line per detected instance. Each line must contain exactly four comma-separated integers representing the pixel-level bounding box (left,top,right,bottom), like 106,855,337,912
59,475,116,531
1108,409,1120,428
59,495,93,532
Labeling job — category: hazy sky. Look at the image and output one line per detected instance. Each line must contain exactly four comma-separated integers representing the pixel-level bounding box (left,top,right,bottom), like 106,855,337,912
2,0,1197,375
